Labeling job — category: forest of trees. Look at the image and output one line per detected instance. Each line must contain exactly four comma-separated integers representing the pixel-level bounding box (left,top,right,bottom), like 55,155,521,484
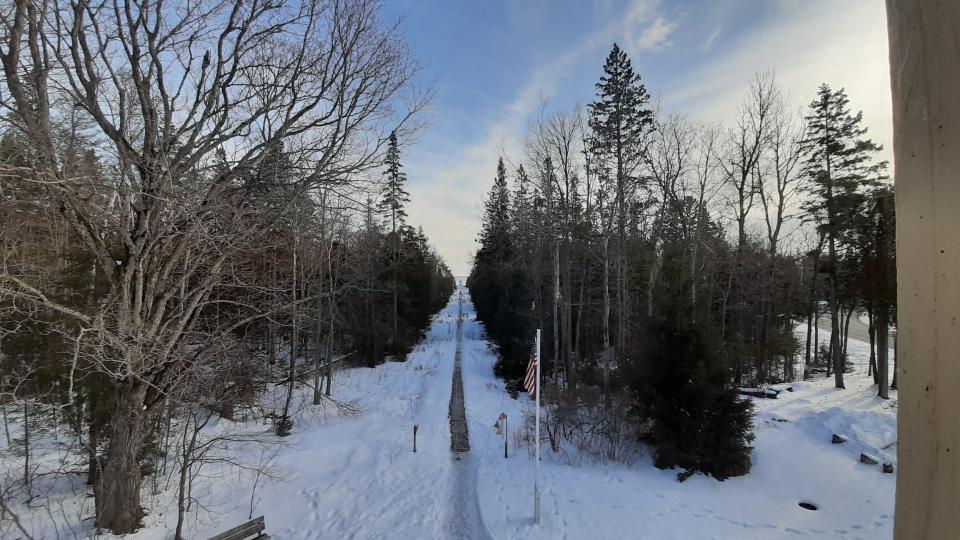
0,0,453,535
469,44,895,479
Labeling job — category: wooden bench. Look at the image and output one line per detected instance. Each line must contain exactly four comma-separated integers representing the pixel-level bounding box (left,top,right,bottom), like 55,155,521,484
207,516,269,540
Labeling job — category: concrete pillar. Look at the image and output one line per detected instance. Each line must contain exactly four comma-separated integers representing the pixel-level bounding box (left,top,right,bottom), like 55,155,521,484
886,2,960,538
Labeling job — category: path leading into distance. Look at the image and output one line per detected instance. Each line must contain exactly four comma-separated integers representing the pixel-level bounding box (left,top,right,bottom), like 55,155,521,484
445,291,492,540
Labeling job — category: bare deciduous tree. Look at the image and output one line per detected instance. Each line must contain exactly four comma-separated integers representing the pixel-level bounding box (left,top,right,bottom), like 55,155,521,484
0,0,421,532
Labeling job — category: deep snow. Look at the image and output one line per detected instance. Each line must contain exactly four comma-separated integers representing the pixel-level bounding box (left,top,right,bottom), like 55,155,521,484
1,288,897,539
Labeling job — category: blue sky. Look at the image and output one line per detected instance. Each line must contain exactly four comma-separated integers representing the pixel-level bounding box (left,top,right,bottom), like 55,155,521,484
383,0,892,275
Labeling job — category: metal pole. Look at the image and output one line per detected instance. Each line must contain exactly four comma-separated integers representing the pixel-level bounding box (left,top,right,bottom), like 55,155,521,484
534,328,541,524
504,417,508,458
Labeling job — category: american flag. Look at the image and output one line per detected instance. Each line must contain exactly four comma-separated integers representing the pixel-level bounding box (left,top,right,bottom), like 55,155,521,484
523,346,538,398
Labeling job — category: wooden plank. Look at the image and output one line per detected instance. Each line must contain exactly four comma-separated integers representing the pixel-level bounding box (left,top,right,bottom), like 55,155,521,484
207,516,265,540
886,1,960,538
209,524,263,540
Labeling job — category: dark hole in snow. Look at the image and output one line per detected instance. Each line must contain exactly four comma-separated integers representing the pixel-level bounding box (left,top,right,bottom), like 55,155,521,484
798,502,818,511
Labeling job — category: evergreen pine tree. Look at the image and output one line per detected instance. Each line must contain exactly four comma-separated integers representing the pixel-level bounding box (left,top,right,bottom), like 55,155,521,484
588,43,655,357
378,130,412,345
640,301,755,480
378,130,411,235
801,84,886,389
469,158,535,383
480,157,512,251
588,44,654,165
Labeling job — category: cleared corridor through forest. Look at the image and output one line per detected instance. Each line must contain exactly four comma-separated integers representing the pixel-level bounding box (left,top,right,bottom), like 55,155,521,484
449,294,470,453
445,290,492,540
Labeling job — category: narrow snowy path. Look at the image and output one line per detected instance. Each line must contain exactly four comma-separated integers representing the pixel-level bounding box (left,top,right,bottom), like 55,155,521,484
449,296,471,454
445,291,494,540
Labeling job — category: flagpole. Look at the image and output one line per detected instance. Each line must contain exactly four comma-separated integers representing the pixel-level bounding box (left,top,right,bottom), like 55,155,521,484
534,328,541,524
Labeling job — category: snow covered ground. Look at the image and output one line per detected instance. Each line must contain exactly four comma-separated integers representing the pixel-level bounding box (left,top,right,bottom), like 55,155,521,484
3,300,467,539
461,298,897,540
2,288,897,539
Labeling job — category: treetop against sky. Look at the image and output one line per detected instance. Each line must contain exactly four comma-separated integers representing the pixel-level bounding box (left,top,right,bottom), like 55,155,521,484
387,0,891,274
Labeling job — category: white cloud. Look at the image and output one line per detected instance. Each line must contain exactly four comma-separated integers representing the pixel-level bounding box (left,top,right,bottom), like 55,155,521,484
664,0,892,161
628,16,679,50
701,25,723,52
624,0,658,28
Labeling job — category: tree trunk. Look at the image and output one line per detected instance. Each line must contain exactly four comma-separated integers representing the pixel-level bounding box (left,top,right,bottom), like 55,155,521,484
829,238,844,388
278,245,300,435
268,253,278,366
175,416,200,540
813,307,820,371
324,304,335,397
842,306,853,366
804,243,822,380
875,195,890,399
825,314,832,377
392,282,399,345
0,339,9,447
602,236,611,353
647,238,662,317
22,403,30,500
313,297,325,405
574,250,586,358
324,251,336,397
552,242,561,383
161,399,173,478
804,289,815,379
868,305,878,383
616,141,627,359
95,380,148,533
877,305,890,399
618,251,627,357
87,414,100,486
562,241,575,388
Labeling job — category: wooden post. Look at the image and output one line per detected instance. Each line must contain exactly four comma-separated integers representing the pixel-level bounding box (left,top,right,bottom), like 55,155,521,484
413,424,418,453
886,2,960,538
504,417,508,459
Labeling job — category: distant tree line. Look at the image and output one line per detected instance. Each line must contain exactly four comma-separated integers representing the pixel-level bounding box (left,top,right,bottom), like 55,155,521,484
469,44,894,479
0,0,452,535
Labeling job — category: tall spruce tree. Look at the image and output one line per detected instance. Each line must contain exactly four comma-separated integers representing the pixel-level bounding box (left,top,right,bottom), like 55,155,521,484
587,43,654,357
480,158,513,251
378,130,411,344
511,165,533,242
801,84,886,389
469,158,535,382
379,131,411,235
